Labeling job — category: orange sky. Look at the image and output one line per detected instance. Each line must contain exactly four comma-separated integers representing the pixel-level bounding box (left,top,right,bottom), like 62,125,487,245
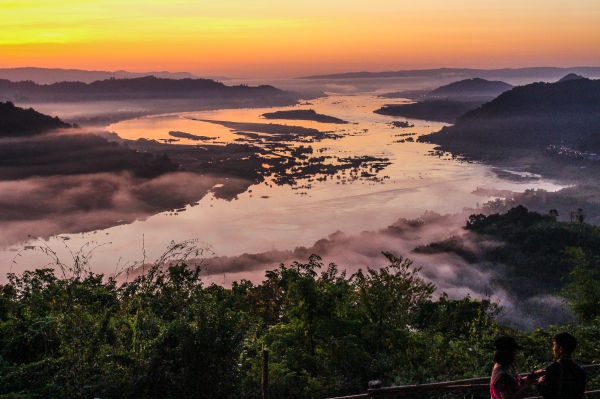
1,0,599,77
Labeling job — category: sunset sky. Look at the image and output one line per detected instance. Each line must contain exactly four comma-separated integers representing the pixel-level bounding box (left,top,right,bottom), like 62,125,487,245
1,0,599,77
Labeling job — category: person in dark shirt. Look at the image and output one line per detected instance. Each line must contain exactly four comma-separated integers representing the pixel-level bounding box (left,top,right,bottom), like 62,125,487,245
535,332,587,399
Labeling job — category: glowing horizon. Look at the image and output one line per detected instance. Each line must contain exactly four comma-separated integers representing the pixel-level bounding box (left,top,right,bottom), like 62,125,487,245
1,0,599,78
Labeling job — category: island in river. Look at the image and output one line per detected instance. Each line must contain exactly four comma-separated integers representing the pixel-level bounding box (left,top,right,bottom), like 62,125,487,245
374,100,481,123
261,109,349,124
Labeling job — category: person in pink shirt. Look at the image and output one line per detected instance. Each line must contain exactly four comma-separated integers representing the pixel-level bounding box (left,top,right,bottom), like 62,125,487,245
490,336,532,399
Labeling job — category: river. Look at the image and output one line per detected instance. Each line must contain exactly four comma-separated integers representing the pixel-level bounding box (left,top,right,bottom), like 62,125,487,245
1,92,564,282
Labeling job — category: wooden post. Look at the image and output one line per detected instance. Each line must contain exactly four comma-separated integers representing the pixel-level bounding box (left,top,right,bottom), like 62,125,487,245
262,348,269,399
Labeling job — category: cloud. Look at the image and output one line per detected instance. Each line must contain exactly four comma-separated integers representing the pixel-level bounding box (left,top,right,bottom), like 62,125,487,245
198,211,497,295
495,292,574,330
182,209,572,329
0,172,250,247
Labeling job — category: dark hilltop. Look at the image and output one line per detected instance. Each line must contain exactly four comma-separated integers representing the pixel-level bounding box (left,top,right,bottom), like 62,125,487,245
418,76,600,181
427,78,513,100
557,73,587,82
0,101,73,137
0,76,286,102
420,77,600,152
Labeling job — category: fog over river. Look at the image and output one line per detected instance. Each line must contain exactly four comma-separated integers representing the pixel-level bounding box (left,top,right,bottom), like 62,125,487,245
1,92,564,292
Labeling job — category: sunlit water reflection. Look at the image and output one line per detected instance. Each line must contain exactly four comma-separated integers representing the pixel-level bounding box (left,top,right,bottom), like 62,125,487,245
2,93,565,281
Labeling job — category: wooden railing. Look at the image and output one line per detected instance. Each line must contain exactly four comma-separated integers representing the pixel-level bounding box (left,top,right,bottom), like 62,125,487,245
326,364,600,399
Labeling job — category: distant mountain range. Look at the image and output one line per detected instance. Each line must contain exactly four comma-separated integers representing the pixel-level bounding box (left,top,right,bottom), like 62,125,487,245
301,67,600,81
419,76,600,153
0,76,285,102
428,78,513,99
0,101,72,137
0,67,200,84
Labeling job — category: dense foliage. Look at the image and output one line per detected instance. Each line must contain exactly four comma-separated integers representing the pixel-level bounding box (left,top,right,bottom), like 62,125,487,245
1,210,600,398
416,205,600,307
466,206,600,302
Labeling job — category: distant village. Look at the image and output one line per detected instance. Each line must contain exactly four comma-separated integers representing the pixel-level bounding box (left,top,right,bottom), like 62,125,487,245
546,144,600,162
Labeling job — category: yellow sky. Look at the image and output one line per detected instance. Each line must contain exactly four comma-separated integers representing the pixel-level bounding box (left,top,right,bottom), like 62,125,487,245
1,0,599,77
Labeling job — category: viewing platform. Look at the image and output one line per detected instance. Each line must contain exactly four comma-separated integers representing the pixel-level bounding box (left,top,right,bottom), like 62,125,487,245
327,364,600,399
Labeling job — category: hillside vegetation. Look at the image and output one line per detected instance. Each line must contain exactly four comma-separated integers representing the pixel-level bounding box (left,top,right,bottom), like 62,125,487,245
1,208,599,399
417,206,600,316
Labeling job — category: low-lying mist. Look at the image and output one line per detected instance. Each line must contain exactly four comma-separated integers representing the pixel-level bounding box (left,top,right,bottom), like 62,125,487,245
168,210,572,330
0,171,252,247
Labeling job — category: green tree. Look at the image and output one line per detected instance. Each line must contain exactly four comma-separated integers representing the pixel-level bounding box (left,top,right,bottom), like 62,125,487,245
562,247,600,322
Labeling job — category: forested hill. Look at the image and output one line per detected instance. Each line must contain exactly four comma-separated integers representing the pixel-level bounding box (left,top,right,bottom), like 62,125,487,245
0,101,72,137
374,78,513,122
420,77,600,152
416,205,600,313
0,76,285,102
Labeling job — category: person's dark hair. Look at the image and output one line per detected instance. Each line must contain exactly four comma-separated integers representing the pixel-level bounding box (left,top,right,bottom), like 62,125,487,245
553,332,577,355
494,349,516,366
493,335,521,366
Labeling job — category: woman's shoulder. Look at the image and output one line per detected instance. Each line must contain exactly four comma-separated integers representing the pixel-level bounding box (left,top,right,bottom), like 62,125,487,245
492,363,510,375
492,364,518,388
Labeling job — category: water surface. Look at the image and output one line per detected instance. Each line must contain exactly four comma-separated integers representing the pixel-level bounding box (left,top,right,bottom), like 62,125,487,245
3,93,564,280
